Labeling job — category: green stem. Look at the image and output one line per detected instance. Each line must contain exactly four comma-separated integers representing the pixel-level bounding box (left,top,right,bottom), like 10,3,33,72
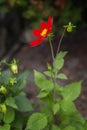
49,39,56,103
56,28,66,56
49,39,55,64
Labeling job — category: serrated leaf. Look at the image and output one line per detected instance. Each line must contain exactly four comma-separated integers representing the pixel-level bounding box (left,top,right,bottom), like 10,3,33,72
56,73,67,80
26,113,47,130
54,51,67,72
0,124,10,130
53,103,60,115
15,95,33,112
5,97,18,109
3,107,15,123
62,81,82,101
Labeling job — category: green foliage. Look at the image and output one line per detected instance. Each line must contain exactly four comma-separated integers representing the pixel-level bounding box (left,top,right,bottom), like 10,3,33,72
62,81,82,101
26,113,47,130
53,103,60,115
5,97,18,109
84,120,87,130
26,50,86,130
3,107,15,123
0,124,10,130
15,95,33,112
0,59,33,130
54,51,67,72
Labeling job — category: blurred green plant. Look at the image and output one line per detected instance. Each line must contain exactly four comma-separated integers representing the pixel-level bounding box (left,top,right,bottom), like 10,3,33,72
0,59,33,130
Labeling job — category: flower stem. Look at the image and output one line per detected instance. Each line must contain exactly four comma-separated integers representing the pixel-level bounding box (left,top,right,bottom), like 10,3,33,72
49,39,55,64
49,39,56,103
56,28,66,56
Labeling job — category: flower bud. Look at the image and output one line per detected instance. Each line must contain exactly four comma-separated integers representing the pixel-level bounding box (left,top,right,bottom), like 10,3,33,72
1,104,7,114
0,85,7,95
9,78,17,86
10,61,18,74
64,22,76,32
67,26,72,32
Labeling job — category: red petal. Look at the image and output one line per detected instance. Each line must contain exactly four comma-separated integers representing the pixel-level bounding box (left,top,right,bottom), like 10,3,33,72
40,22,48,30
32,29,41,37
29,38,43,47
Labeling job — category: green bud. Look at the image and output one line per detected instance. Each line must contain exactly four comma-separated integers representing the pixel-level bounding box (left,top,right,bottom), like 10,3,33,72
10,59,18,74
47,63,52,71
64,22,76,32
0,85,7,95
1,104,7,114
9,78,17,86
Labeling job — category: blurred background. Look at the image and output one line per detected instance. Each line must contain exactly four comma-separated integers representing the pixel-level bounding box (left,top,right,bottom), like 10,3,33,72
0,0,87,118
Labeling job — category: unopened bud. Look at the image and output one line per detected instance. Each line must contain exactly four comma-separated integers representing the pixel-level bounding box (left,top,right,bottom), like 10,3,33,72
10,59,18,74
1,104,7,114
0,85,7,95
64,22,76,32
9,78,17,86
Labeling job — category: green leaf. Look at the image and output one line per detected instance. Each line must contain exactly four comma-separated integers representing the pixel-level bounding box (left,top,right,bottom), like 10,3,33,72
62,81,82,101
56,73,67,80
41,107,53,123
53,103,60,115
60,100,77,114
55,83,63,94
37,90,49,98
61,113,85,128
63,126,76,130
0,69,12,85
15,95,33,112
84,120,87,130
3,107,15,123
0,124,10,130
5,97,18,109
12,112,24,130
54,51,67,72
12,70,30,92
52,124,61,130
34,70,54,91
44,71,51,77
26,113,47,130
34,70,46,89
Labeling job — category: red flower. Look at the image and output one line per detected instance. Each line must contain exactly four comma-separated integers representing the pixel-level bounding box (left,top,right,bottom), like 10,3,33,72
30,16,53,47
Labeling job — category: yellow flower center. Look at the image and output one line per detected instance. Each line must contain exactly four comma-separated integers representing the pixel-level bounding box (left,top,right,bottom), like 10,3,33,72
40,29,47,37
